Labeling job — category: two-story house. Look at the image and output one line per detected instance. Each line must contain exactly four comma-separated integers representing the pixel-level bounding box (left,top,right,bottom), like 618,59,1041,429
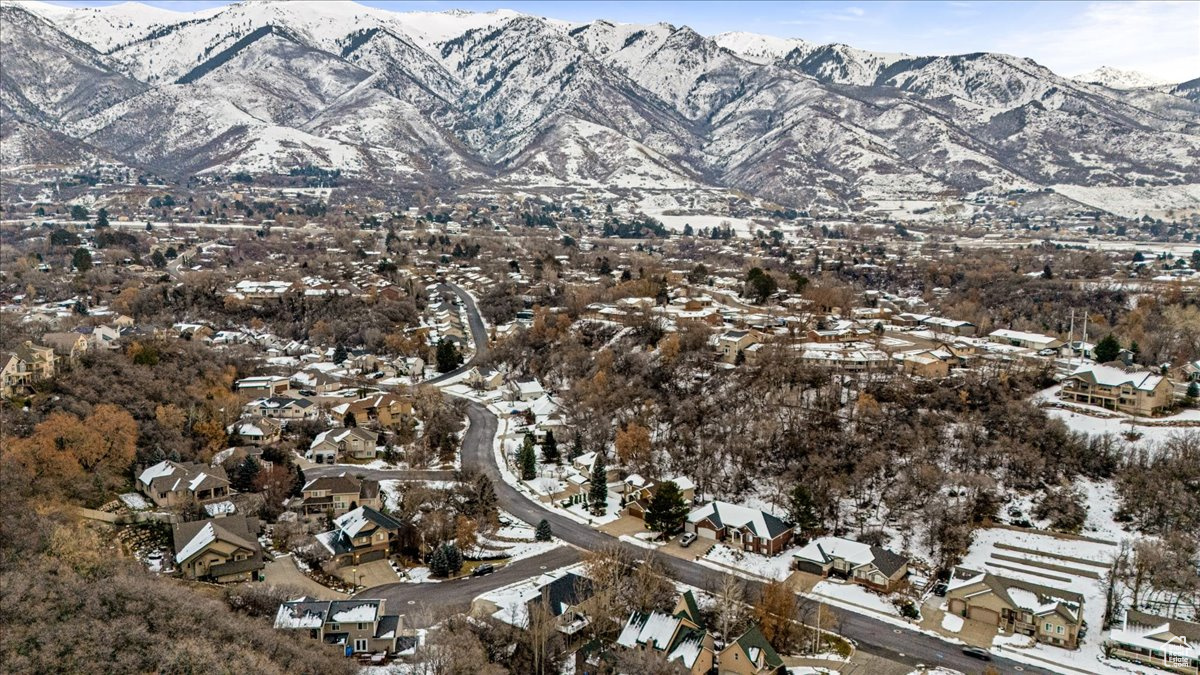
250,396,318,421
686,502,794,556
717,624,785,675
614,591,715,675
42,331,89,364
299,474,381,517
172,516,263,582
1059,364,1173,416
622,475,697,519
332,393,413,428
945,568,1084,649
1108,610,1199,674
1,342,56,397
792,536,910,592
717,330,761,364
226,415,283,445
315,505,403,566
235,376,291,396
138,460,231,508
274,597,413,655
307,427,379,463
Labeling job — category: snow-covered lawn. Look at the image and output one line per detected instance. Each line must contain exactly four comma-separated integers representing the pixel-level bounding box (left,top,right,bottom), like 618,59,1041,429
1047,408,1200,453
619,533,664,550
961,527,1136,674
119,492,150,510
810,580,901,617
563,492,622,525
700,544,796,581
476,564,583,628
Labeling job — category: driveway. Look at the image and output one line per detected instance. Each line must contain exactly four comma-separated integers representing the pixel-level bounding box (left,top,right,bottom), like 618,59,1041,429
262,554,347,600
336,559,400,589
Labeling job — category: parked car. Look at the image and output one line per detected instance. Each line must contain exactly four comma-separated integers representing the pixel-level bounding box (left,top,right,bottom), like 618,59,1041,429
932,582,949,597
679,533,698,548
962,647,992,661
471,564,495,577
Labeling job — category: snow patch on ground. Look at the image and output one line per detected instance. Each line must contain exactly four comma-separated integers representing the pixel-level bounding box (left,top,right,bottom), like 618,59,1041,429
701,544,797,581
941,612,964,633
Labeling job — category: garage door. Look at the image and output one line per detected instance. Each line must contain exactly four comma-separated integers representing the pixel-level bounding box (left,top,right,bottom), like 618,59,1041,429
356,549,386,564
968,606,999,625
697,526,718,540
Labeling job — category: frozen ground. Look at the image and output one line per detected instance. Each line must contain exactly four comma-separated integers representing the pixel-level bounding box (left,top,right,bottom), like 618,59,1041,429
700,543,798,581
811,580,901,617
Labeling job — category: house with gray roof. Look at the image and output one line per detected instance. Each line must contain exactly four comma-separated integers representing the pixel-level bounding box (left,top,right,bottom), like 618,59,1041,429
172,515,262,582
685,501,794,555
945,567,1084,649
274,597,413,655
315,505,404,566
792,536,910,592
137,460,230,508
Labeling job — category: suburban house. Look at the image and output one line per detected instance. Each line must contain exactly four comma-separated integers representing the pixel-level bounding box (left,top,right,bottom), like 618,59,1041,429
571,451,620,483
137,460,231,508
622,475,697,519
1,342,56,397
1184,359,1200,382
307,427,379,463
466,366,504,389
333,393,413,428
717,330,760,364
172,516,263,582
717,624,785,675
1059,364,1173,416
1108,610,1199,675
274,597,414,655
987,329,1063,351
615,591,715,675
792,536,910,592
235,375,290,396
291,368,345,394
251,396,318,420
527,572,596,638
685,502,794,556
299,474,381,517
316,506,404,566
227,415,283,445
897,350,951,379
945,568,1084,649
75,323,121,350
514,380,546,401
42,331,90,363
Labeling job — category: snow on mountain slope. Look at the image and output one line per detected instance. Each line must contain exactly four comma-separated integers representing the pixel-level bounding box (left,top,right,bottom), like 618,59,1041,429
9,0,216,53
338,25,463,116
569,20,754,120
1074,66,1168,90
713,31,812,64
784,43,908,86
391,7,523,53
0,5,145,125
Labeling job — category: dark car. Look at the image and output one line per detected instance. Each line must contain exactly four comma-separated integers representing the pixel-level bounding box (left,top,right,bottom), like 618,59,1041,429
679,533,698,548
471,564,495,577
932,582,949,597
962,647,992,661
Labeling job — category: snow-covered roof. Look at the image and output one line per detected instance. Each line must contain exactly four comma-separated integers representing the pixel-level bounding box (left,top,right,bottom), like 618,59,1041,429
138,460,176,485
688,501,791,539
616,610,680,650
1067,364,1164,391
175,522,216,563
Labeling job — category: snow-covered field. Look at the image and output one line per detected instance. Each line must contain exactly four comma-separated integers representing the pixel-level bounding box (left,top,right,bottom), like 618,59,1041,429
811,580,902,617
962,528,1134,674
699,543,797,581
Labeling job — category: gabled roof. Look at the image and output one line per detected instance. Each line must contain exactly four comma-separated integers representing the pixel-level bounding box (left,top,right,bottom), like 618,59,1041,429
139,460,229,495
334,505,403,538
617,610,682,651
1066,364,1165,391
302,474,362,495
172,516,260,565
727,624,783,670
687,501,792,540
532,572,594,618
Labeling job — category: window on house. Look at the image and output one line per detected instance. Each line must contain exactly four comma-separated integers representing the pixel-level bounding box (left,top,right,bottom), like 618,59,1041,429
1056,625,1063,634
1044,622,1052,632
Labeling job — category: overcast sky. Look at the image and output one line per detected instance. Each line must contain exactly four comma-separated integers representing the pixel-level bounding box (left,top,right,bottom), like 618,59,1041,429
44,0,1200,82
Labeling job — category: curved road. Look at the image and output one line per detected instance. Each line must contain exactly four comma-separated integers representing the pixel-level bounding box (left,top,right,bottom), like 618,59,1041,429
362,281,1049,675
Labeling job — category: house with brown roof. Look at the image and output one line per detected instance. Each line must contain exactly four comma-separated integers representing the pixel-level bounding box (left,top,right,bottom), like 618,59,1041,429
227,415,283,445
138,460,231,508
172,516,263,582
308,427,379,463
299,474,381,517
332,393,413,428
275,597,414,655
42,331,89,363
945,567,1084,649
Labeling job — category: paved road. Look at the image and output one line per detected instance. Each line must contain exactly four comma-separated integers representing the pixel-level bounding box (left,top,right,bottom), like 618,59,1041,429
362,280,1051,674
423,282,489,385
302,465,458,482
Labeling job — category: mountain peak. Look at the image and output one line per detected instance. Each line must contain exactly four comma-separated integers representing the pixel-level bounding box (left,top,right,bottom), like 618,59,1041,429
1073,66,1169,90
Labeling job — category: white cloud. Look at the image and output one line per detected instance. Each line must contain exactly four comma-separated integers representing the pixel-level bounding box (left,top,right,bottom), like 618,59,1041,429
998,1,1200,82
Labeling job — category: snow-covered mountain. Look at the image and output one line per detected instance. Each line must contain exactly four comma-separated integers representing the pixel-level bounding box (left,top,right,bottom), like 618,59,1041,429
1074,66,1168,90
2,0,1197,210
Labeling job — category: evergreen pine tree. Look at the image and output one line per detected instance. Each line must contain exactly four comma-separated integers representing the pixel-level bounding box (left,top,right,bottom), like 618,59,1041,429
443,543,463,576
429,545,449,577
789,484,821,542
1094,334,1121,363
1187,381,1199,401
535,519,553,541
589,452,608,515
72,247,92,272
645,481,688,534
332,343,348,364
95,207,109,229
541,430,560,464
231,456,261,492
520,433,537,480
